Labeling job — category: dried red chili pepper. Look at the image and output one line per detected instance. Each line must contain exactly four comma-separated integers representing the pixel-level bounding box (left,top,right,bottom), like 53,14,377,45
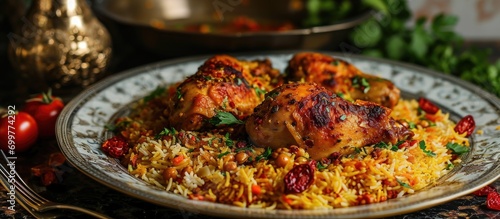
454,115,475,137
284,160,316,194
473,185,497,196
41,171,56,186
102,136,129,158
48,152,66,167
486,191,500,210
418,97,439,114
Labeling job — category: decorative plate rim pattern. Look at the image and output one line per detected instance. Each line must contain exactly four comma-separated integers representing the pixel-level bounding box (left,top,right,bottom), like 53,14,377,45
56,51,500,219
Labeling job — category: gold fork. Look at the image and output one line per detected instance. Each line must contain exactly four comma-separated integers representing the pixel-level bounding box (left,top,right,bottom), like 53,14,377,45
0,150,112,219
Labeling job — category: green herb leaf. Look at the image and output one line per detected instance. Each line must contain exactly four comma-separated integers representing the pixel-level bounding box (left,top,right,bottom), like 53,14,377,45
218,151,230,158
316,162,328,170
254,86,267,97
155,127,174,139
407,121,416,129
104,124,116,132
255,147,272,161
352,76,371,93
396,179,412,188
419,140,436,157
224,132,234,147
176,87,182,100
339,114,347,121
143,86,166,102
208,111,244,126
446,142,469,155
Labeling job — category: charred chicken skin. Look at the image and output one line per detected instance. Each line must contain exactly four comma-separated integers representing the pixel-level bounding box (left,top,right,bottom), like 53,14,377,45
167,55,282,131
246,82,413,160
285,52,400,109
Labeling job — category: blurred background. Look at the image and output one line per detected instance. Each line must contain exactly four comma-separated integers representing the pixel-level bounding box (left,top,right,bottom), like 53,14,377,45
1,0,499,104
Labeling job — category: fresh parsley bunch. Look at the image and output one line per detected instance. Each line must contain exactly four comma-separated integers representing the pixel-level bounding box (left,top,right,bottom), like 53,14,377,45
349,0,500,96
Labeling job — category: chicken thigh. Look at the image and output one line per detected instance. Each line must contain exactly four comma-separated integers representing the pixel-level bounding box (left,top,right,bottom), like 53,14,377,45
285,52,400,109
245,82,413,160
167,55,282,131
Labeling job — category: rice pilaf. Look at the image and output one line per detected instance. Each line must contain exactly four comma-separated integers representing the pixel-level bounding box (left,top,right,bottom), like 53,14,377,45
111,89,470,210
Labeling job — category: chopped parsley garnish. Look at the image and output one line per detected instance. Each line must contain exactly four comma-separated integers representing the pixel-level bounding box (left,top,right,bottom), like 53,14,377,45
407,121,416,129
316,162,328,170
104,124,116,132
354,147,362,154
218,151,230,158
336,92,345,99
352,76,371,93
266,90,280,99
203,76,212,81
374,141,399,151
143,86,166,102
236,78,243,85
176,87,182,100
396,179,412,188
208,137,217,146
331,60,340,66
255,147,272,161
354,147,367,154
254,86,267,97
208,111,244,126
235,146,254,153
446,142,469,155
339,114,347,121
419,140,436,157
224,132,234,147
446,163,455,170
155,127,176,139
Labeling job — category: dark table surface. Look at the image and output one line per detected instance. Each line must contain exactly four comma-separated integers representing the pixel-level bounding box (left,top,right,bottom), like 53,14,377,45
1,8,500,219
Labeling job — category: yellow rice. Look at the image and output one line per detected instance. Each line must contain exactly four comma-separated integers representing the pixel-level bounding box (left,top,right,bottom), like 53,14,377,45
115,89,470,210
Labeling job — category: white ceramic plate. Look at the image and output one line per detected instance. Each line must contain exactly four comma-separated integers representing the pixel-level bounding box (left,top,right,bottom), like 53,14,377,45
56,51,500,218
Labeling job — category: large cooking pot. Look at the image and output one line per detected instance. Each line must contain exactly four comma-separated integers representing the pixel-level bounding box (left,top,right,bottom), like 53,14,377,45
93,0,372,56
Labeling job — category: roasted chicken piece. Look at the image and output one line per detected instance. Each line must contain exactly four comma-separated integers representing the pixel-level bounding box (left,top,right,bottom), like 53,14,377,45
246,82,413,160
167,55,282,131
285,52,400,109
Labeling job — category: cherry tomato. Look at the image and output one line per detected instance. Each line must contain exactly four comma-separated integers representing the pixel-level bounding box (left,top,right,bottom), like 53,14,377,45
418,97,439,114
0,112,39,153
23,90,64,138
454,115,475,137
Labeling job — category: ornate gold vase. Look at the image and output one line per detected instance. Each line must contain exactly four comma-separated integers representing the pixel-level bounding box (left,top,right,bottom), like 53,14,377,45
7,0,112,95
